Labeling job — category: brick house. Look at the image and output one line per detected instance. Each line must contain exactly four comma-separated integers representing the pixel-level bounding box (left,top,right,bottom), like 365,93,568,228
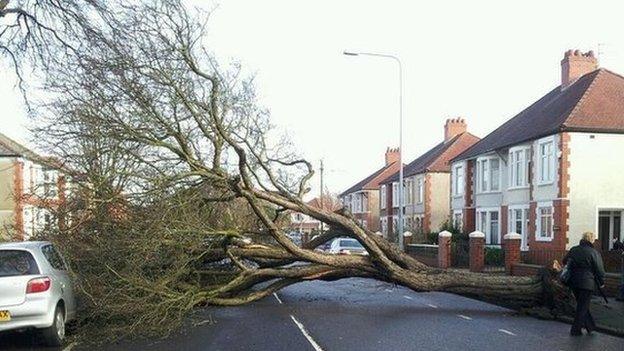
339,148,402,232
0,132,67,241
288,195,342,242
451,50,624,255
379,120,480,239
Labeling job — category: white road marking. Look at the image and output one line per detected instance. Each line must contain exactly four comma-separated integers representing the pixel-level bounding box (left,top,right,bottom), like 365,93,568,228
273,293,283,304
290,315,325,351
427,303,438,309
498,329,516,336
62,342,77,351
457,314,473,320
385,289,393,292
403,295,413,300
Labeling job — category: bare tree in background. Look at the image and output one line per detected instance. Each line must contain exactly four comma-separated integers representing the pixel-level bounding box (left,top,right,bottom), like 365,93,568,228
6,0,573,340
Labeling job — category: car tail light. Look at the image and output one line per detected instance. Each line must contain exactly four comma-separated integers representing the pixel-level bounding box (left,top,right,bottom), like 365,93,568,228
26,277,51,294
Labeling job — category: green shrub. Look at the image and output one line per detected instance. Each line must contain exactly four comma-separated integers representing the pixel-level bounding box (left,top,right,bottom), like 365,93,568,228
485,247,504,266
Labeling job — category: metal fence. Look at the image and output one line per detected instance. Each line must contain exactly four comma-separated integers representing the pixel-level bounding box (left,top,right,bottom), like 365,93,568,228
405,244,438,267
451,241,469,268
521,250,567,267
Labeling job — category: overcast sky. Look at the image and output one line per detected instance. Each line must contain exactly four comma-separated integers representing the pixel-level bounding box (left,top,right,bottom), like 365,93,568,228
2,0,624,199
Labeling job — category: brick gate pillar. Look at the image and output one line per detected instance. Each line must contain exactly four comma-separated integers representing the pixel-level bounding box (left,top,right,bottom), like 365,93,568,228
438,231,452,269
503,233,522,275
469,231,485,273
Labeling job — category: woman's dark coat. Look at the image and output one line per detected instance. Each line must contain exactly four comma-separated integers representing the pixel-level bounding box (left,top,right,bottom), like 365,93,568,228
562,240,606,291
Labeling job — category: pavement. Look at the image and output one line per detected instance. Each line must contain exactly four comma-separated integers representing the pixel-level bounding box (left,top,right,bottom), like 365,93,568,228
590,296,624,334
1,278,623,350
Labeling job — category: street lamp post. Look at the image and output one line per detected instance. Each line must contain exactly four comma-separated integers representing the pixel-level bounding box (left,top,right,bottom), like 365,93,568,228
344,51,404,251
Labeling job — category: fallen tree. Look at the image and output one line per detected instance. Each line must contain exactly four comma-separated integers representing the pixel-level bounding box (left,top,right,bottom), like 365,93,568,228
12,0,574,339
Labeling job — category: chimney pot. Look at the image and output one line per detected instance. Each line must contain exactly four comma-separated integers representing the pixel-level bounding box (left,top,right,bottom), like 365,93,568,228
561,49,599,89
444,117,468,142
385,147,400,165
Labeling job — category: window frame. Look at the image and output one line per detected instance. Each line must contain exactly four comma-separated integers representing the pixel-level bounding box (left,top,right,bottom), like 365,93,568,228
405,179,414,205
417,177,424,204
380,217,388,235
392,182,399,207
508,146,530,190
452,210,463,230
476,207,501,245
476,156,501,194
452,163,464,197
537,136,556,185
535,202,554,242
508,204,530,250
380,185,387,209
41,245,68,271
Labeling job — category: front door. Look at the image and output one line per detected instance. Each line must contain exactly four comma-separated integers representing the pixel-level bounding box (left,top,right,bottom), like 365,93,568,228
598,210,622,250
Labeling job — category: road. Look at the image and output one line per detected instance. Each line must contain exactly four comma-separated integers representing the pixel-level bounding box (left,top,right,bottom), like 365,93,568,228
2,278,623,350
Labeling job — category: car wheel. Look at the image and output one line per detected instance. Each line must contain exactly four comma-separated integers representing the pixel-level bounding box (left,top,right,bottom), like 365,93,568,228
41,305,65,347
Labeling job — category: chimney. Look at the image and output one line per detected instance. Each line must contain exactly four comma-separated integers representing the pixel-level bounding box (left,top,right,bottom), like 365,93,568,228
385,147,400,165
561,49,598,89
444,118,467,142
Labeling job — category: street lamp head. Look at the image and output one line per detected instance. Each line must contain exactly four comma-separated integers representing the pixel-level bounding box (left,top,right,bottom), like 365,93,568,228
343,51,359,56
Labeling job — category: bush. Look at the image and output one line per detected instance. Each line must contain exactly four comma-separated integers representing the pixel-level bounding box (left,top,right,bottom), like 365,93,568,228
485,247,504,266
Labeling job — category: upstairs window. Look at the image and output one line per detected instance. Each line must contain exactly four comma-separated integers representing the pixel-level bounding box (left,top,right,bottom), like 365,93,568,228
476,156,500,193
538,137,555,184
417,178,424,204
452,164,464,196
392,183,399,207
405,179,414,205
509,147,530,188
380,185,387,209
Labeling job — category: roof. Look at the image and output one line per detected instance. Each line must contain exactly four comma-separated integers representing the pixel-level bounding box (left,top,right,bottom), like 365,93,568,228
454,69,624,161
381,132,480,184
306,196,342,212
340,161,401,197
0,132,62,169
0,132,43,161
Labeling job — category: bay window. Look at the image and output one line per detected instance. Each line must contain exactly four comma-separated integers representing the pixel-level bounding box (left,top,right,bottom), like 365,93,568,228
476,156,501,193
417,178,424,204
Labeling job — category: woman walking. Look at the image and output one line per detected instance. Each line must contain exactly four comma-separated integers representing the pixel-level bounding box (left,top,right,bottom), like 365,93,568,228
562,231,606,336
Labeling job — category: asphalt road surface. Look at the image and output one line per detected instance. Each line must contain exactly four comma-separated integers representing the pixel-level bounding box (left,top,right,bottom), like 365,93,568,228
2,278,623,350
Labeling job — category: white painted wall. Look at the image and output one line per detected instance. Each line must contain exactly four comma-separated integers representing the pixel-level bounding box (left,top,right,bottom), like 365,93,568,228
568,132,624,248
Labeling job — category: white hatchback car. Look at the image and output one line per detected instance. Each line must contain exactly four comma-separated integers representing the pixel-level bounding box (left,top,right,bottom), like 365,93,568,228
329,238,369,256
0,241,76,346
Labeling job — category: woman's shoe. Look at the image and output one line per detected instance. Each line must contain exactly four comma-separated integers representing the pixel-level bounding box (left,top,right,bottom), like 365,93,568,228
570,329,583,336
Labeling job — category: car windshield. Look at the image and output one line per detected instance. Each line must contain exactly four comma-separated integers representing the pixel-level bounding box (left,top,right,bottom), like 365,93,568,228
339,239,363,249
0,250,40,277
